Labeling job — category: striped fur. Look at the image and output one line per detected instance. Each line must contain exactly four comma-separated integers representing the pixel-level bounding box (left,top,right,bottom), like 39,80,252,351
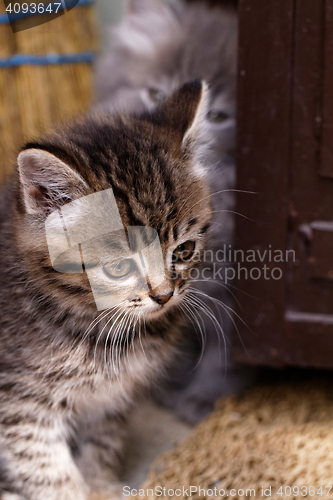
0,82,211,499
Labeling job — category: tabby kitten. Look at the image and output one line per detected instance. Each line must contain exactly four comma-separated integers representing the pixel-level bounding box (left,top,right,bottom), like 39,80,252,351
0,82,211,500
94,0,252,423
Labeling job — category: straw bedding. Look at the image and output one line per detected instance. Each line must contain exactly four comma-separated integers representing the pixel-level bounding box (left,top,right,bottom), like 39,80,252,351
136,373,333,500
0,2,98,183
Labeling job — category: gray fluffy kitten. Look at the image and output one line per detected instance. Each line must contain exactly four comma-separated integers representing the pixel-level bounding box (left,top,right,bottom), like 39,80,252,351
95,0,254,423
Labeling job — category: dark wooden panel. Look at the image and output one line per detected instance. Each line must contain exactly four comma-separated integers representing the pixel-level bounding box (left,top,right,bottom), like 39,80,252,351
310,222,333,280
288,0,325,314
321,0,333,178
288,0,333,318
285,316,333,369
234,0,294,366
286,0,333,368
235,0,333,368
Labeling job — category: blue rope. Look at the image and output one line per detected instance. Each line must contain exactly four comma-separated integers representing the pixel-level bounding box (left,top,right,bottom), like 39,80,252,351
0,0,92,24
0,51,95,68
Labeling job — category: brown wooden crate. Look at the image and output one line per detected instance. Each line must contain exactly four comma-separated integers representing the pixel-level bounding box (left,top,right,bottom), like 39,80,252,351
234,0,333,368
233,0,293,367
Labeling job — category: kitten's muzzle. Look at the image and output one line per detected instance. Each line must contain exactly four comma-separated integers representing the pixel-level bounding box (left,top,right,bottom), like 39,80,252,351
149,290,174,306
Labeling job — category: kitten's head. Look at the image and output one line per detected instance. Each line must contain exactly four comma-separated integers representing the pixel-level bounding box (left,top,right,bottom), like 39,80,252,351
14,81,212,320
94,0,237,157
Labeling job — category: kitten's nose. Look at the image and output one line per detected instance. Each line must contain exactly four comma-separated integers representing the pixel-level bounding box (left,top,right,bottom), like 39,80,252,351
149,290,174,306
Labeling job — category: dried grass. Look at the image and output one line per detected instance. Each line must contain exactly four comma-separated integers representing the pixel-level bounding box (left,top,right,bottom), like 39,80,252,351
0,2,98,183
137,376,333,499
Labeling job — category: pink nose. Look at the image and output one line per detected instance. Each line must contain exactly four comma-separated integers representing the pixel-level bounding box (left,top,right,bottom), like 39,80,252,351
149,291,174,305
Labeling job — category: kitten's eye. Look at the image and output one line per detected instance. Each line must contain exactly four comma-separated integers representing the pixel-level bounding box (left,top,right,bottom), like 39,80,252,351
103,259,135,279
148,88,167,103
173,241,196,263
206,109,229,123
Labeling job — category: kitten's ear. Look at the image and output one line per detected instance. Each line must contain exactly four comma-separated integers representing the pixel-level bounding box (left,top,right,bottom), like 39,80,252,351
17,149,89,215
114,0,175,57
154,80,209,156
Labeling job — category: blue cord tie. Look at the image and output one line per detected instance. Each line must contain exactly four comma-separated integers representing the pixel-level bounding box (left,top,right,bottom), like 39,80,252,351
0,0,93,24
0,51,95,68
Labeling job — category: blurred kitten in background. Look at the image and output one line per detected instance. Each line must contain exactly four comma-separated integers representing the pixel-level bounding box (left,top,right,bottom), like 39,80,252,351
94,0,254,424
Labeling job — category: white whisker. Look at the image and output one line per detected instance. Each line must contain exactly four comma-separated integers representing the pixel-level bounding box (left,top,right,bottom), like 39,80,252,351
210,209,257,223
137,315,147,361
185,292,228,372
180,189,256,221
178,301,206,368
93,305,122,370
187,288,251,358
